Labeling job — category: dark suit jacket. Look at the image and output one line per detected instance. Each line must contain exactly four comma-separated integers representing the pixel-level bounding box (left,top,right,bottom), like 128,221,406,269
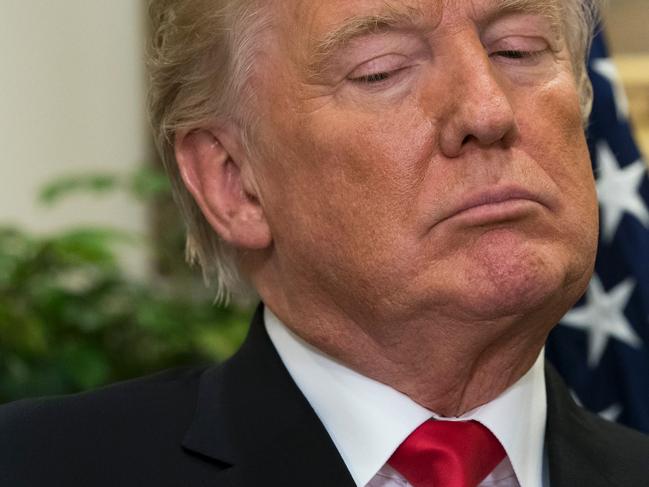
2,305,648,486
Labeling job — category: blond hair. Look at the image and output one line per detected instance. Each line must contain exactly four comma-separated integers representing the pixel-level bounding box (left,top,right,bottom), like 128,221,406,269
147,0,602,302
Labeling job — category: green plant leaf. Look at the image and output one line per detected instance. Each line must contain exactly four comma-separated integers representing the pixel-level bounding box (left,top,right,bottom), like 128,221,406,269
39,173,120,205
1,170,254,404
49,228,136,266
129,166,171,200
59,344,110,390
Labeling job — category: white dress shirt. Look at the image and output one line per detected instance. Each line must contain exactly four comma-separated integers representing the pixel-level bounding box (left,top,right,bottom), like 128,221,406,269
265,308,549,487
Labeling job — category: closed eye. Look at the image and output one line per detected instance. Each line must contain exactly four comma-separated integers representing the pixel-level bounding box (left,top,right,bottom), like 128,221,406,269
348,67,408,85
497,50,530,58
492,49,546,61
350,71,392,84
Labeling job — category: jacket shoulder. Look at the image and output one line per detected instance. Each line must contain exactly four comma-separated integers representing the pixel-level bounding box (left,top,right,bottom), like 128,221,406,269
576,406,649,471
0,366,209,486
545,363,649,486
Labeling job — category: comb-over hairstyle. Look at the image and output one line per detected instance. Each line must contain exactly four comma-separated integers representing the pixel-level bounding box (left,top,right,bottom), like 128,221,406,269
147,0,602,302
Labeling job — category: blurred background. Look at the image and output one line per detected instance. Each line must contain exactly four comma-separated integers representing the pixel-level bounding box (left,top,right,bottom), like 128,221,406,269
0,2,647,408
0,1,252,402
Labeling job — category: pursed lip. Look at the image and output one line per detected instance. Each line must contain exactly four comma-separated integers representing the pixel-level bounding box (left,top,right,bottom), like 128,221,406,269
439,185,549,226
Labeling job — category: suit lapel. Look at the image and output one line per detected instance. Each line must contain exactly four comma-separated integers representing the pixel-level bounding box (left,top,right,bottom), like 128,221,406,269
545,363,621,487
186,307,638,487
182,305,356,487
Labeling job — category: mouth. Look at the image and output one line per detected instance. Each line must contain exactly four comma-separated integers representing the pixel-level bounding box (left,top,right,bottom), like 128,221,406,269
441,186,548,227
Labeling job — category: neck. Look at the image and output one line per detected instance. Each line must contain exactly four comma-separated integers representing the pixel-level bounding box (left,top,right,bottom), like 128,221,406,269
259,286,553,417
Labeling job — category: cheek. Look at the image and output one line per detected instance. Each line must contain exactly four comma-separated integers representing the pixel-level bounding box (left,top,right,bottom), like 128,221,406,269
268,105,436,226
255,101,440,291
519,77,596,195
519,77,599,256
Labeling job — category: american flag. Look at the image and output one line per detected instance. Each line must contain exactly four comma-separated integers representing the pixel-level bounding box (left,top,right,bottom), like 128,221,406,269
546,31,649,433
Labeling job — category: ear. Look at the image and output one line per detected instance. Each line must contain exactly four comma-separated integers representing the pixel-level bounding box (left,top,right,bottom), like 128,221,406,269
174,124,272,250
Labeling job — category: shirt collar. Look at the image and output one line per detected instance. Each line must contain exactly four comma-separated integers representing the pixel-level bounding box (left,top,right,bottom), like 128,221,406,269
264,307,546,487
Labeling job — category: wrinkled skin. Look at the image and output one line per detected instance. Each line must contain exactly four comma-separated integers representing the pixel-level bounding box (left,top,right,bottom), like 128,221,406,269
179,0,599,414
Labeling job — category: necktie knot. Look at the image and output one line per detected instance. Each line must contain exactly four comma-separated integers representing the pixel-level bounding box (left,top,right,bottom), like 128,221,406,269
388,420,506,487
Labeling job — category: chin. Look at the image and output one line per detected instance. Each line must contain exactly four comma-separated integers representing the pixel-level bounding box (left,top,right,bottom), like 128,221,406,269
465,271,566,321
458,233,593,322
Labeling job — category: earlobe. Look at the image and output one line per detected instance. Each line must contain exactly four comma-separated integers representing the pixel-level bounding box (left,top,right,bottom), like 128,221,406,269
174,125,272,250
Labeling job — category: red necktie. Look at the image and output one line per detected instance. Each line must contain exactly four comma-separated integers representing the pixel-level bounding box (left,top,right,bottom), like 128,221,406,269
388,420,506,487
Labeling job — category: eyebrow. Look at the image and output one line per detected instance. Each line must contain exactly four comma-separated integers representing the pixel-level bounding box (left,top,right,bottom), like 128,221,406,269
484,0,561,31
307,4,429,78
306,0,561,78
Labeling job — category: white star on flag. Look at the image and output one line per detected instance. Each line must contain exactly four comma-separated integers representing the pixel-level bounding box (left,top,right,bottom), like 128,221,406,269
570,390,584,407
591,58,630,120
561,275,643,367
596,141,649,242
570,392,623,423
598,403,623,423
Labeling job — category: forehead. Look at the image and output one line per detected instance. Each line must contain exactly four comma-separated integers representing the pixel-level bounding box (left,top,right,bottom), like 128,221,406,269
275,0,561,37
264,0,563,80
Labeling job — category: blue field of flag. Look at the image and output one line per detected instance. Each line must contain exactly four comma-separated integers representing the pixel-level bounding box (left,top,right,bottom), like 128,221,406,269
547,32,649,433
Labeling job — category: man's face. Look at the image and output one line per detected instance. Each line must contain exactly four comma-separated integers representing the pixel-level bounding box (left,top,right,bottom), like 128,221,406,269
249,0,598,328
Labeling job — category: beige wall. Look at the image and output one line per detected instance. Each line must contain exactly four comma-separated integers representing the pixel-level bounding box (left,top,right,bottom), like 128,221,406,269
606,0,649,55
605,1,649,157
0,1,150,275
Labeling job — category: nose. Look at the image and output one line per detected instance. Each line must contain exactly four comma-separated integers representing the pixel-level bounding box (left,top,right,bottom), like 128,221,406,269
438,39,519,158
